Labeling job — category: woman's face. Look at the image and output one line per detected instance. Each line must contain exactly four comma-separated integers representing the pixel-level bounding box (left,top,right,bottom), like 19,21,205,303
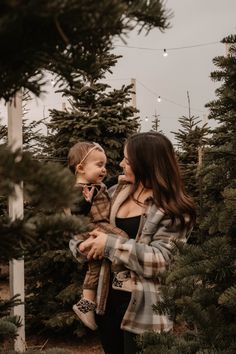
120,146,135,183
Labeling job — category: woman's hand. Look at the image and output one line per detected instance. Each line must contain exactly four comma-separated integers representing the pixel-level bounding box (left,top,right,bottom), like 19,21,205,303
79,229,108,260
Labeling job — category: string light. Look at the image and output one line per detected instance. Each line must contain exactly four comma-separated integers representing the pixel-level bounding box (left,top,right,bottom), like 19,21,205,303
137,79,205,114
51,79,55,87
114,41,219,52
145,116,148,121
102,78,205,114
163,49,168,57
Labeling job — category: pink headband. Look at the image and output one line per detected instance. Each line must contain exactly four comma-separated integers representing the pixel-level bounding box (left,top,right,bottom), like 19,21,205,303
79,142,104,165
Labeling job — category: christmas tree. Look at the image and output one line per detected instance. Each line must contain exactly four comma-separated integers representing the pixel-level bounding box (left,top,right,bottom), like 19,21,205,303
141,35,236,354
0,144,86,350
0,0,170,346
25,52,140,336
0,0,170,101
47,58,139,174
172,106,209,244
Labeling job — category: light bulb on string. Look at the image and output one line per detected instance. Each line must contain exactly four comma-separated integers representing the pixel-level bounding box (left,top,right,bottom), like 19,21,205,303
157,96,161,103
145,116,148,122
163,49,168,57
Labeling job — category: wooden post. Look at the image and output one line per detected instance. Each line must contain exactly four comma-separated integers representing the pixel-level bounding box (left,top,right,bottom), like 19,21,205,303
225,43,231,57
131,78,137,112
152,111,160,132
62,101,66,111
197,146,203,169
187,90,191,118
197,143,204,226
8,91,25,352
131,77,140,131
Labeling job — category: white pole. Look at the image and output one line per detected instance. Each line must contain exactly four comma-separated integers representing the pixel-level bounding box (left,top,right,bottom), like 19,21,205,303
8,91,26,352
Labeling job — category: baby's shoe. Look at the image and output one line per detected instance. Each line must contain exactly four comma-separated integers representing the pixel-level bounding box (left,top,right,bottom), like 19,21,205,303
72,298,97,330
112,270,133,292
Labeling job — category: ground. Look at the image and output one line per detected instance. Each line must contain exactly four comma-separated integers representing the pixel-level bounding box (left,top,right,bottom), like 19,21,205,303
26,334,103,353
0,272,103,354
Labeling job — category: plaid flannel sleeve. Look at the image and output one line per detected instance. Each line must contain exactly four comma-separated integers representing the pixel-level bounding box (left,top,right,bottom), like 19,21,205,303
104,216,187,278
69,234,88,264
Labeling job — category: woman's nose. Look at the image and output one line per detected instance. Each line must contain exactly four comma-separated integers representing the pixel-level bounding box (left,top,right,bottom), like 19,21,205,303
119,159,124,168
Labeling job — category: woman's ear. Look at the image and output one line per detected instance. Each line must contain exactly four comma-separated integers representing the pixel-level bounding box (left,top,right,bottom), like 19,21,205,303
75,163,84,174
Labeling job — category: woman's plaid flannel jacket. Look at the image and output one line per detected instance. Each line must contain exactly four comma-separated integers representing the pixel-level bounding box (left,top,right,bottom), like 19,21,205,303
70,182,191,334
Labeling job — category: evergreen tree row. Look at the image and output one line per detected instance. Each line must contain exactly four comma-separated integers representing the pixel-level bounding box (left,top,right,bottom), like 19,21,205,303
0,0,169,349
141,34,236,354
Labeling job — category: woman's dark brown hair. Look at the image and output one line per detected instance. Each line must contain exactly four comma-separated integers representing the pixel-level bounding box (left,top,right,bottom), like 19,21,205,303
126,132,196,228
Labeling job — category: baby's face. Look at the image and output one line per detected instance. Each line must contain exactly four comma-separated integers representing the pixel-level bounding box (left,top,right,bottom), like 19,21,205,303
81,149,107,184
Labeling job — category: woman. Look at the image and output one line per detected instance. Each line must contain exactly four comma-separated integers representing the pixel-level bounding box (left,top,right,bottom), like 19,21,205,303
74,132,195,354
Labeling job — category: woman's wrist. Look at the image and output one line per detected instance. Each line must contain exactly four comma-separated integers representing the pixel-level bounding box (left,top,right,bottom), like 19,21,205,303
69,238,87,263
103,234,118,260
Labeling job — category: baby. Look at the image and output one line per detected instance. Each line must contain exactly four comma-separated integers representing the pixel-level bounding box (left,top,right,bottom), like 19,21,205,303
67,141,128,330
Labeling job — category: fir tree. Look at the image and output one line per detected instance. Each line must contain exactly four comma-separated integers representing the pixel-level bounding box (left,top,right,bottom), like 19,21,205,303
0,146,87,349
172,91,209,200
0,92,48,215
141,35,236,354
0,0,170,344
0,295,22,349
0,0,170,101
21,91,48,157
47,71,139,174
26,54,139,336
0,91,47,156
172,113,209,243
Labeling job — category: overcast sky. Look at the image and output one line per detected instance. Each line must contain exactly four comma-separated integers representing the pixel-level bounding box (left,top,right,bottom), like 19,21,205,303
109,0,236,140
1,0,236,143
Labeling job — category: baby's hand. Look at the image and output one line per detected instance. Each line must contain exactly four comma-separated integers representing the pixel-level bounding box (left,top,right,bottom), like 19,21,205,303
83,186,95,202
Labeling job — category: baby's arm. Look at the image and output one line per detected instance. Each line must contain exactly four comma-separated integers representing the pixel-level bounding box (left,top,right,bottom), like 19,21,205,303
83,185,95,202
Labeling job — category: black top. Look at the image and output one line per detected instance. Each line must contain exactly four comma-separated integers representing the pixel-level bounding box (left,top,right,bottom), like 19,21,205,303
115,215,141,239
